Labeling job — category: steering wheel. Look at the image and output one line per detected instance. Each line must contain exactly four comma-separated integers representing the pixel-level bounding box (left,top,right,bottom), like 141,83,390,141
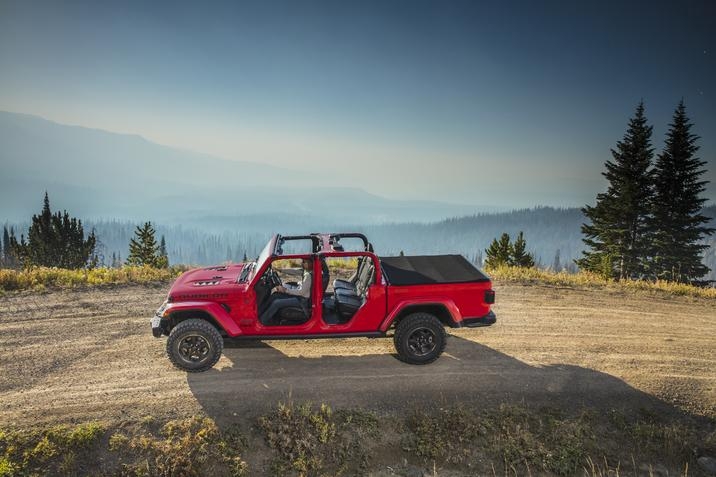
266,267,283,289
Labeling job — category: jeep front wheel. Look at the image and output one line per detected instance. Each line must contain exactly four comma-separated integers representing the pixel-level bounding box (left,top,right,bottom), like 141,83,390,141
166,319,223,372
393,313,446,364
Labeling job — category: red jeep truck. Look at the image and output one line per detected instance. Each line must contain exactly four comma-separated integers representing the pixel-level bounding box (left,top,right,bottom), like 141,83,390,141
151,233,496,372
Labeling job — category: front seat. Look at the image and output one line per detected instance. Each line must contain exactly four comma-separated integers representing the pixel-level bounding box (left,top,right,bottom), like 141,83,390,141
276,257,328,324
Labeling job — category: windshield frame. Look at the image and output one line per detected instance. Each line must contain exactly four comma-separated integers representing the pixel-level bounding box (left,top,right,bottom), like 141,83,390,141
250,235,278,281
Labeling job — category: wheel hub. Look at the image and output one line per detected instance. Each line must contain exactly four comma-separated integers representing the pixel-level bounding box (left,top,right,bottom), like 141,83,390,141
178,334,211,363
407,328,437,356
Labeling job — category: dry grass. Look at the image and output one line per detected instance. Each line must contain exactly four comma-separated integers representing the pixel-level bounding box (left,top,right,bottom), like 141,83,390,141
0,418,246,477
0,265,186,292
258,401,377,476
5,260,710,300
112,417,247,477
406,404,595,475
487,265,716,299
0,422,104,476
0,403,712,476
405,404,711,476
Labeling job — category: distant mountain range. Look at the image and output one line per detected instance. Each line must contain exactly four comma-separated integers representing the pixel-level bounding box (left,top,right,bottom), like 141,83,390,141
2,110,714,280
0,110,493,223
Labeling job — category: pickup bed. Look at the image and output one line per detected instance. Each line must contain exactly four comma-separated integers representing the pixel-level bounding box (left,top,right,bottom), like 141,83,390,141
152,232,496,372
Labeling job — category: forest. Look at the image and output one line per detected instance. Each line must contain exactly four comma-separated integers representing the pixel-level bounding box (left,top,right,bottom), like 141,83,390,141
4,205,713,280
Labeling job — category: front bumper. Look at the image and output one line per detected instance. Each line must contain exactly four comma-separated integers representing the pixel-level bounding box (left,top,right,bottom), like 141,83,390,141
151,300,169,337
150,315,165,337
459,311,496,328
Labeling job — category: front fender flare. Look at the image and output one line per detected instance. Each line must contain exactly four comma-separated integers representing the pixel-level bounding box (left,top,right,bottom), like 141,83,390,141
162,301,242,337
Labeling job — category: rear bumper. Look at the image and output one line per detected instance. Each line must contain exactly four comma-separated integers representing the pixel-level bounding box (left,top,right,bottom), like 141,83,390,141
458,311,496,328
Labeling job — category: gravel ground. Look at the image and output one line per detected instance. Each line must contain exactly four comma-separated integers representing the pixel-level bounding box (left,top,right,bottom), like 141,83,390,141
0,281,714,429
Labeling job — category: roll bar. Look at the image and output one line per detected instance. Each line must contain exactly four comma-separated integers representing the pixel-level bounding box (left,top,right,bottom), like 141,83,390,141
329,233,373,252
275,234,322,255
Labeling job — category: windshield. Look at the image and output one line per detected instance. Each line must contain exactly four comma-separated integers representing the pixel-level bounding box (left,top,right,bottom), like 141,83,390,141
240,237,274,283
255,236,275,273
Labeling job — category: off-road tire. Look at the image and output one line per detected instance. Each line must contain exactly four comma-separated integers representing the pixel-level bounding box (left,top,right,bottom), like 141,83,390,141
166,319,223,372
394,312,447,364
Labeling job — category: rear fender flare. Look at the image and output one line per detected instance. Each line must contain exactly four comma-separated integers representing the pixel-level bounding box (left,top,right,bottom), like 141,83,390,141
380,299,461,332
162,301,241,337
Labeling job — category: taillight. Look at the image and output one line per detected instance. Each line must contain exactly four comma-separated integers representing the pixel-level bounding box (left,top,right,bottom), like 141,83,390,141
484,289,495,304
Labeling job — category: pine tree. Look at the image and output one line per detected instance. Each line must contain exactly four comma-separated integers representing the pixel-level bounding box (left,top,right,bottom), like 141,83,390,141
510,231,535,268
4,226,17,268
11,193,96,268
485,233,512,268
552,249,562,272
2,226,8,263
577,102,654,279
126,222,163,267
649,101,714,282
157,235,169,268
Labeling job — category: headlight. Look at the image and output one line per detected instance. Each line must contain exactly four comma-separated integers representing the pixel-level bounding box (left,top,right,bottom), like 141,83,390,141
156,300,169,317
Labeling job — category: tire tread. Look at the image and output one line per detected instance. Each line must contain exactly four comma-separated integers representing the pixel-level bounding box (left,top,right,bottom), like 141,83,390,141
166,318,224,372
393,312,446,365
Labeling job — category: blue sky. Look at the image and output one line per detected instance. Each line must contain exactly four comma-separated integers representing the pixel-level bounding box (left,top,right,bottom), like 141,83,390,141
0,0,714,207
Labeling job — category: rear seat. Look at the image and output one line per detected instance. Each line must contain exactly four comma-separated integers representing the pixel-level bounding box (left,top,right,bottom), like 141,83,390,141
333,258,360,292
333,257,370,293
334,262,374,320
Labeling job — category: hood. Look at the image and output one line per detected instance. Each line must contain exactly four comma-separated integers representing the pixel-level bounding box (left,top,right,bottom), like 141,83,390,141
168,263,249,301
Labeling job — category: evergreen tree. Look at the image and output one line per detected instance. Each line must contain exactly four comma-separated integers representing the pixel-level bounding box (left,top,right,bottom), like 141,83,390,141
2,226,8,259
242,251,248,262
4,226,17,268
11,193,96,268
126,222,163,267
510,231,535,268
157,235,169,268
577,102,654,279
485,233,512,268
649,101,714,282
552,249,562,272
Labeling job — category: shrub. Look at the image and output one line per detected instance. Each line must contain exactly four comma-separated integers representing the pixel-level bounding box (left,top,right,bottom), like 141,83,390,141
486,265,716,299
259,401,375,476
0,422,105,476
123,417,247,477
0,265,186,292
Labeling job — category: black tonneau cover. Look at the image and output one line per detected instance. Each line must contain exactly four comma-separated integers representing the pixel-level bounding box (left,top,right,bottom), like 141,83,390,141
380,254,490,285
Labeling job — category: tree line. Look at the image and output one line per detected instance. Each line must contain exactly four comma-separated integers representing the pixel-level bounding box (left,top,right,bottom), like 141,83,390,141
578,101,713,283
479,101,713,284
1,193,169,269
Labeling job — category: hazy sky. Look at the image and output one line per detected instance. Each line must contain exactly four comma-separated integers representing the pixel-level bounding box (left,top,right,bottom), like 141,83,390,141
1,0,714,207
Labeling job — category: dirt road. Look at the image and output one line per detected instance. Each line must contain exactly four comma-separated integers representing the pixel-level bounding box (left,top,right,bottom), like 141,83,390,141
0,282,714,429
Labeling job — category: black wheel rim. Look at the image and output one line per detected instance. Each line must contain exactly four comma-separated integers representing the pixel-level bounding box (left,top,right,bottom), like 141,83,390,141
407,327,437,356
177,334,212,364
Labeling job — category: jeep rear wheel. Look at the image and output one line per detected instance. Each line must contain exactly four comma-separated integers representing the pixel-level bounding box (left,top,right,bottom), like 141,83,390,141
167,319,223,372
394,313,446,364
